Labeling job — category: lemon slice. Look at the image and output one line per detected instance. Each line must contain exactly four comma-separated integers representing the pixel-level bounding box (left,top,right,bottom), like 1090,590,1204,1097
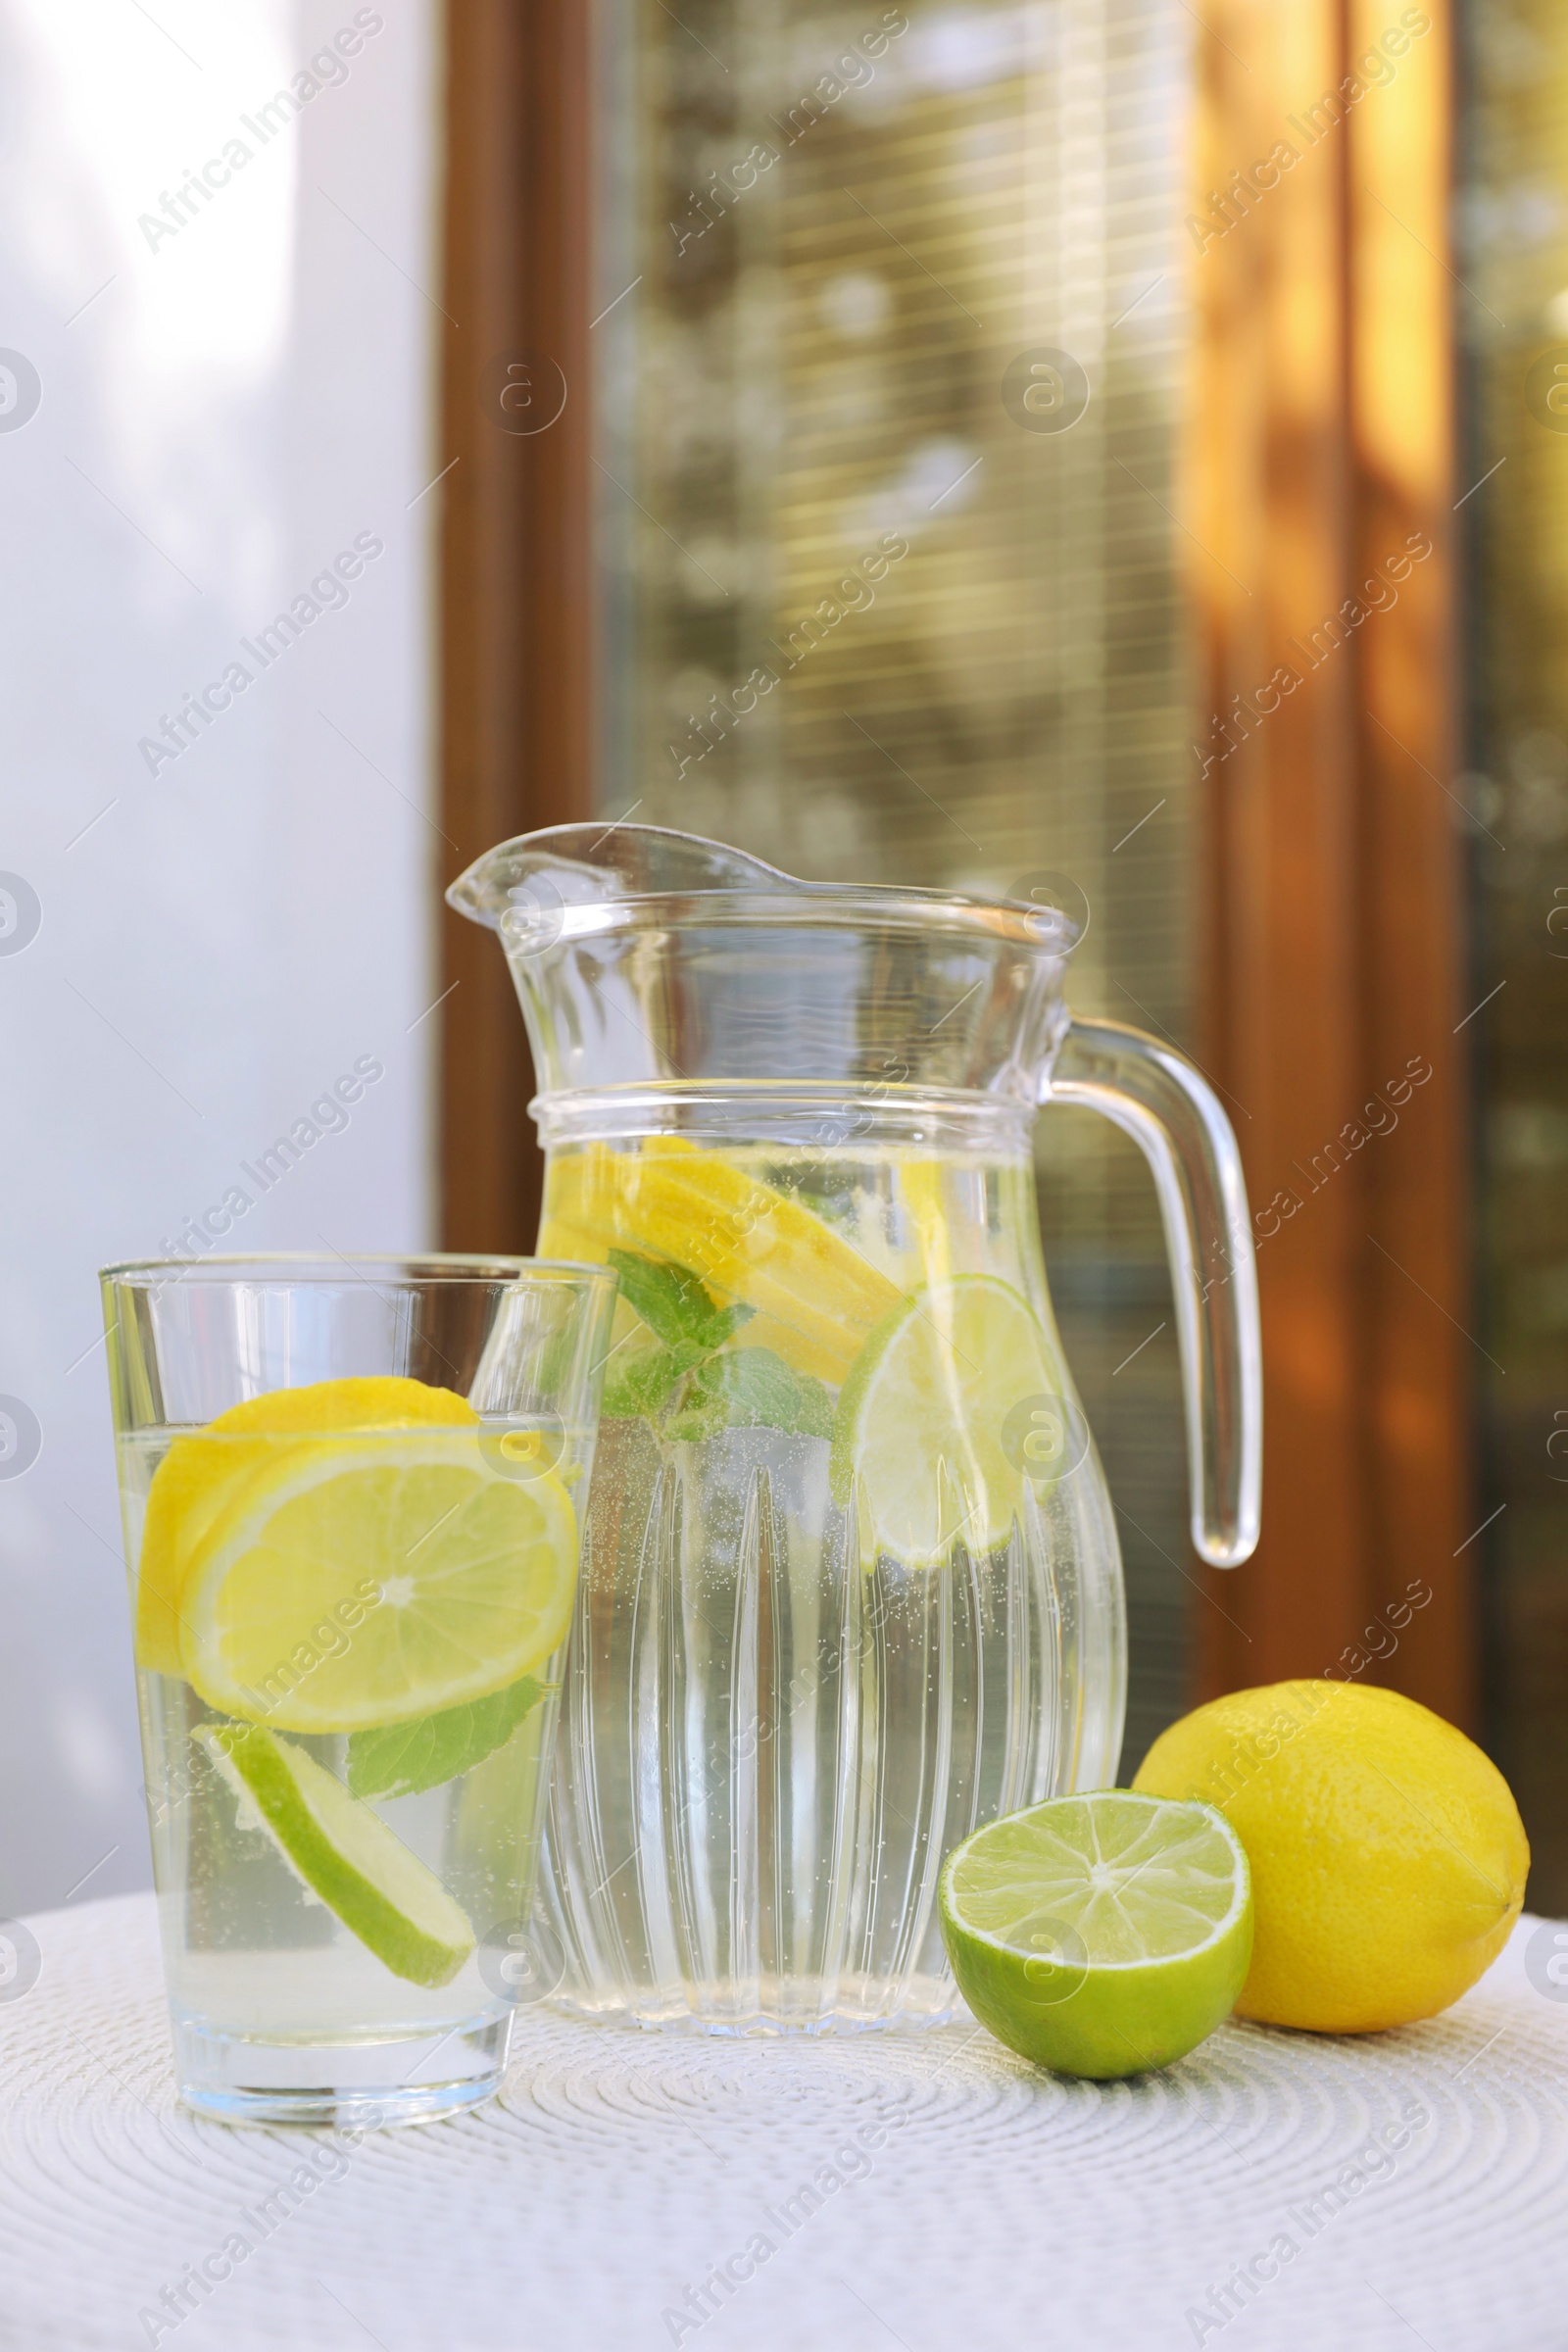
830,1276,1063,1566
179,1434,578,1732
194,1722,476,1988
136,1378,479,1676
940,1791,1252,2078
539,1141,901,1383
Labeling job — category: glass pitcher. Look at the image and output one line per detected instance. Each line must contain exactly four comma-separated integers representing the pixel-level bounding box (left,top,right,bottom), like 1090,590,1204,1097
449,824,1261,2034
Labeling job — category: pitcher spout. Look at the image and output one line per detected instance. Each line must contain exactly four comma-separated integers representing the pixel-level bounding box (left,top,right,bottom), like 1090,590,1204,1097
447,822,800,930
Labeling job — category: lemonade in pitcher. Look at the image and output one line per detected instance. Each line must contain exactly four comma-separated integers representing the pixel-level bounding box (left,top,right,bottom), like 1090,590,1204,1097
452,821,1261,2036
534,1123,1119,2032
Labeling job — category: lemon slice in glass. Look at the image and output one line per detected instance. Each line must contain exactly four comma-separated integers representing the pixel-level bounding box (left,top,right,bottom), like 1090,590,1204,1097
830,1275,1063,1566
194,1722,476,1987
178,1433,578,1732
135,1378,479,1676
940,1791,1253,2078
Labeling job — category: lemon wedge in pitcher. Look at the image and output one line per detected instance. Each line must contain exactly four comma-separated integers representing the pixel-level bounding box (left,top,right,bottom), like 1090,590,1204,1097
540,1140,901,1383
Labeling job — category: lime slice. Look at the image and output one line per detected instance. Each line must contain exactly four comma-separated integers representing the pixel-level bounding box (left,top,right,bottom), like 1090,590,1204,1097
179,1435,578,1732
940,1790,1253,2078
135,1379,479,1676
193,1722,475,1988
830,1276,1061,1566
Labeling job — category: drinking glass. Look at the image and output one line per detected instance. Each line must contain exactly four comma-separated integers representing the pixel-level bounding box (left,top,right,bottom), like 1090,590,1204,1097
102,1254,615,2126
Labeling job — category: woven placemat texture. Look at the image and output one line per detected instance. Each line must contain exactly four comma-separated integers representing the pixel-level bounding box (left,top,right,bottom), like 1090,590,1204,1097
1,1893,1564,2350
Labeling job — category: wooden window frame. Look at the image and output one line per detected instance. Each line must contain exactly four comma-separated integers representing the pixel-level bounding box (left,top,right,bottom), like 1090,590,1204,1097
437,0,594,1254
1190,0,1472,1721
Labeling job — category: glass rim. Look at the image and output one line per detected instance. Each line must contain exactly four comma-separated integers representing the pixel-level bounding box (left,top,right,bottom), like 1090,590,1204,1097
486,887,1076,956
530,1081,1041,1148
98,1251,616,1289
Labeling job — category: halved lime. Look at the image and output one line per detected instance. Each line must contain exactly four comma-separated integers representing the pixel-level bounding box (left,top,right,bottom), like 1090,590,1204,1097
830,1276,1062,1566
179,1434,578,1732
194,1722,475,1987
939,1790,1252,2077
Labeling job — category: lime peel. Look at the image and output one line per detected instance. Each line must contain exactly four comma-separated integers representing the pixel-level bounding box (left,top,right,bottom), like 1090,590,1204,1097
194,1722,477,1989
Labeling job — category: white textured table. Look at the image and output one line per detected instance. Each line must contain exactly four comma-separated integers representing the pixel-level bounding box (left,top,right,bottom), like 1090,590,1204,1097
2,1894,1566,2351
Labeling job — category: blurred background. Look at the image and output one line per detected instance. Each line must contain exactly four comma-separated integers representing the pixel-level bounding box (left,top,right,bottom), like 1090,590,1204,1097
586,0,1200,1767
0,1,439,1910
4,0,1566,1917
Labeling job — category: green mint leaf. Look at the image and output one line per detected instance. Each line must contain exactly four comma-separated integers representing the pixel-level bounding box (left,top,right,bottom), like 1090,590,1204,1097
603,1341,686,1420
346,1674,552,1802
607,1249,713,1356
608,1249,753,1361
701,1300,756,1348
664,1348,835,1444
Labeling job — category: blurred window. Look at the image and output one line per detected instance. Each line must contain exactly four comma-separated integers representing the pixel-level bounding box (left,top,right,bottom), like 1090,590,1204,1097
588,0,1196,1768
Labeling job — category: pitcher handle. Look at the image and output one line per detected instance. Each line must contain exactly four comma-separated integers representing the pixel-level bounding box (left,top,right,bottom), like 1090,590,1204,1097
1042,1015,1262,1568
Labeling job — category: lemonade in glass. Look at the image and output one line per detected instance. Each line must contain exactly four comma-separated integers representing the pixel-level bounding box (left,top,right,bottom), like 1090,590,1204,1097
103,1256,614,2125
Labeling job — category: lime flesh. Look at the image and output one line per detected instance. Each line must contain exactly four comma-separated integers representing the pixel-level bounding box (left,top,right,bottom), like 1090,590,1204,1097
831,1275,1062,1566
940,1790,1252,2078
194,1722,476,1988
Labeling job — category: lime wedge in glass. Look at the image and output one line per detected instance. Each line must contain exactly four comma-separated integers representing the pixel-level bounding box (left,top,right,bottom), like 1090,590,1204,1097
830,1275,1062,1566
194,1722,477,1988
939,1790,1252,2077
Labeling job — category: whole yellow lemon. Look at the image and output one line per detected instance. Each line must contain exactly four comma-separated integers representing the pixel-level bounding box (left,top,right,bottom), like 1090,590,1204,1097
1133,1680,1528,2033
